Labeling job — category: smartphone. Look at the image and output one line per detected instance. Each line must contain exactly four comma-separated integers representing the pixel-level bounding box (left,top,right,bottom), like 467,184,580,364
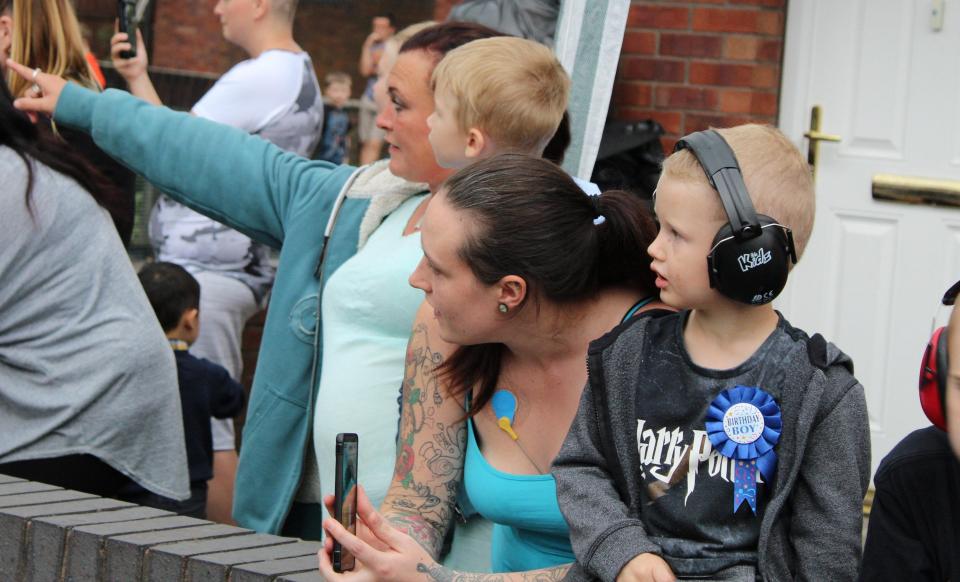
333,433,359,573
116,0,137,58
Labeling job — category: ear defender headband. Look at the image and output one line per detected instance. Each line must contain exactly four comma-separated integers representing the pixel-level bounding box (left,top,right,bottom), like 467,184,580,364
674,130,798,305
919,279,960,431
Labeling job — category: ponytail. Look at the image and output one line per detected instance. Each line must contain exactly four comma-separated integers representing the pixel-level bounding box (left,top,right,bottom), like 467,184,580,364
591,189,658,294
438,154,658,415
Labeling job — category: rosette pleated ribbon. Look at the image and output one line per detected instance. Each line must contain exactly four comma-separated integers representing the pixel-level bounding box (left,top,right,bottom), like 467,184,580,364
705,385,781,514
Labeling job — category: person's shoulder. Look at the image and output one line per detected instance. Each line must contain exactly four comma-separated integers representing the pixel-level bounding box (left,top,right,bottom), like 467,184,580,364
190,353,233,379
876,426,955,482
775,313,857,379
589,307,680,359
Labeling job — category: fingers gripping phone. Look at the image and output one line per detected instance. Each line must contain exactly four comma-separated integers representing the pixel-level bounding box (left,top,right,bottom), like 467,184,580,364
117,0,137,58
333,433,359,573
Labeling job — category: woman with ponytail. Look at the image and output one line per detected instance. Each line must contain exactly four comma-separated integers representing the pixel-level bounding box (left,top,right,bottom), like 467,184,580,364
318,154,667,581
0,78,189,503
0,0,135,244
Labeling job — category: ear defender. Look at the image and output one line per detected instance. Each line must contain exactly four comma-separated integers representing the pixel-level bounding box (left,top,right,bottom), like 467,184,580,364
919,279,960,431
674,130,797,305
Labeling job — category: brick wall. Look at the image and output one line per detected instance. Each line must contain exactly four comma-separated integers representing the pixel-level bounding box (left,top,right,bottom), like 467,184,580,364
0,473,322,581
612,0,786,150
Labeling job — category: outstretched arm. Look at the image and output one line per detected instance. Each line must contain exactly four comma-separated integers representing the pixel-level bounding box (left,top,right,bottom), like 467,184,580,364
8,61,353,248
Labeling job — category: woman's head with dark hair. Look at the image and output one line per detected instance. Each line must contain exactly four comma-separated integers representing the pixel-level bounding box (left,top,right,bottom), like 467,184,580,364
410,153,657,413
399,21,502,64
414,153,655,329
377,21,504,191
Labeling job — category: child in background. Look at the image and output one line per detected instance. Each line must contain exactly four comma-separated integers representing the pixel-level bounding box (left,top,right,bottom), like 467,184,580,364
425,36,598,191
553,125,871,582
315,72,352,164
129,262,245,518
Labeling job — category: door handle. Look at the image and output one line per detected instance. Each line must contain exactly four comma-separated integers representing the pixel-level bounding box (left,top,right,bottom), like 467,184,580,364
803,105,841,178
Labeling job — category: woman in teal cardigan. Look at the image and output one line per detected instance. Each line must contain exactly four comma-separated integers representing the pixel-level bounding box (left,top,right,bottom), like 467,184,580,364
4,22,501,539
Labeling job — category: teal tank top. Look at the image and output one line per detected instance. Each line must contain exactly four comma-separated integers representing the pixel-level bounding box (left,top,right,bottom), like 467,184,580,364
462,418,575,572
459,296,654,572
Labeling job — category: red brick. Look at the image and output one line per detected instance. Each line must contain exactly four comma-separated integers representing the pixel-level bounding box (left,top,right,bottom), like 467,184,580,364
692,8,783,36
620,57,686,83
655,86,719,110
723,36,782,62
684,112,757,133
613,83,654,108
627,4,690,29
659,33,723,58
718,90,779,115
621,30,657,55
689,61,779,88
615,109,683,135
731,0,785,7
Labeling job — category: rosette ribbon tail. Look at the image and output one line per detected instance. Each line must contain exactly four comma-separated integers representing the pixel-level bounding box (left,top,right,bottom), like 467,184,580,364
705,385,782,515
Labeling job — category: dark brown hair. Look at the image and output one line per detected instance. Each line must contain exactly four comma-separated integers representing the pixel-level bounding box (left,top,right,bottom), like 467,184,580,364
399,21,503,64
138,262,201,332
438,154,658,416
1,78,113,210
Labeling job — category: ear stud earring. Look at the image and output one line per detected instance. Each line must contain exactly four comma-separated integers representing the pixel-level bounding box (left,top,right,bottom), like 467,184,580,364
498,303,509,314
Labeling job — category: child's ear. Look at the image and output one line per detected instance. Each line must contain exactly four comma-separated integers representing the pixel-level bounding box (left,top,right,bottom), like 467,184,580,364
253,0,268,20
464,127,492,160
182,308,200,334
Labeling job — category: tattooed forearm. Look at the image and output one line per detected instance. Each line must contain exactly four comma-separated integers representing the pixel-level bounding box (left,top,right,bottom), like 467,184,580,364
386,512,445,556
415,563,570,582
385,322,468,557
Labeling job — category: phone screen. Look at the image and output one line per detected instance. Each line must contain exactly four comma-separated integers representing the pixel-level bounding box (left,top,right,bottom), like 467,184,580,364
334,434,358,572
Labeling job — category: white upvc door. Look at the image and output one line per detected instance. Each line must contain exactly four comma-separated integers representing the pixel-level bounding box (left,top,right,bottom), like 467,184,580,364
778,0,960,472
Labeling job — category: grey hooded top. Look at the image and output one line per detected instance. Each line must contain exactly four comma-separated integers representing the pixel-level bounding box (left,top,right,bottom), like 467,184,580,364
553,310,871,581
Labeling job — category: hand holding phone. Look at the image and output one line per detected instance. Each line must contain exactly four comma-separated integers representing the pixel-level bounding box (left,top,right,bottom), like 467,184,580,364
116,0,137,58
333,433,359,573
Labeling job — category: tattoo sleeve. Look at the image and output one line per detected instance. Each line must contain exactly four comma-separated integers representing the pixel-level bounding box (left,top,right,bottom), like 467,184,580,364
415,562,571,582
383,320,467,557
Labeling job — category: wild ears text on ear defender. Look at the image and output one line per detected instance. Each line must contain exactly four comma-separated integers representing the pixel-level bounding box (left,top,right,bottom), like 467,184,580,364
673,130,798,305
919,279,960,431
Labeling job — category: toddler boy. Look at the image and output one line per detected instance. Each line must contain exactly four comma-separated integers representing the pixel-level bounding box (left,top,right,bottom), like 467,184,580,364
316,72,352,164
426,36,597,190
127,262,245,518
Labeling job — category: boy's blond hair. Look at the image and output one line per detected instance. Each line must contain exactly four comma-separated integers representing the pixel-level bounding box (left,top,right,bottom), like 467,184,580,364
661,124,816,259
432,37,570,154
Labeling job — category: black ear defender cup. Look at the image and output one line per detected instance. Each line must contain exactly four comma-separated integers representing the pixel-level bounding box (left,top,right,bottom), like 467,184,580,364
673,130,798,305
919,279,960,431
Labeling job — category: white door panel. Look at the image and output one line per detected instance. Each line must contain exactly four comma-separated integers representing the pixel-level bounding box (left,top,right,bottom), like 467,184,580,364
778,0,960,472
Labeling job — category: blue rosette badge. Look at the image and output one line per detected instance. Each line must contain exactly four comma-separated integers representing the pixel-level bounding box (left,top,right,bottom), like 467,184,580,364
704,385,781,514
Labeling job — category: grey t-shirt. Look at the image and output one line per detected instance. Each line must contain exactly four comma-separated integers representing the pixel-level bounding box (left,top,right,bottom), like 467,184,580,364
0,148,189,500
634,311,798,576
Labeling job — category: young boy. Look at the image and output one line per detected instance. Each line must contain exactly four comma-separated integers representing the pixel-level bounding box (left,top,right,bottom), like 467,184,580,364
128,262,245,518
552,125,871,581
860,296,960,581
316,72,352,164
425,36,598,190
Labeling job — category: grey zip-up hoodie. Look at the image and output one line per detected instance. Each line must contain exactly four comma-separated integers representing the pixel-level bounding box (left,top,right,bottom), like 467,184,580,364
553,312,871,581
